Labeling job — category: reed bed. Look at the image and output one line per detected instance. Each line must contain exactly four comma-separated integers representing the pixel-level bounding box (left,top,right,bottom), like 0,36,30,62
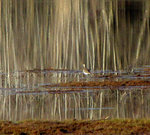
0,0,149,73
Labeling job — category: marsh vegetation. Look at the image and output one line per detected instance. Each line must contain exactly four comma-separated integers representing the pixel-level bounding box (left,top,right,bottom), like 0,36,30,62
0,0,150,133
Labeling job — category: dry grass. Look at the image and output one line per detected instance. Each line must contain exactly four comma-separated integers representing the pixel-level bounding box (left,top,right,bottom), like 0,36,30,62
0,119,150,134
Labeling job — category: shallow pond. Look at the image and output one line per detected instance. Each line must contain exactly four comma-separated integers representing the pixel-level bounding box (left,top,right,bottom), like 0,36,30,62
0,66,150,121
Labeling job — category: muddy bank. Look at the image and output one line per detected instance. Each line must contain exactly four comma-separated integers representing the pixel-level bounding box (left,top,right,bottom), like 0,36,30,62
1,119,150,134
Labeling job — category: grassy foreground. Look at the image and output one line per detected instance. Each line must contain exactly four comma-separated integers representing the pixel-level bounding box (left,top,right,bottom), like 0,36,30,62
0,119,150,134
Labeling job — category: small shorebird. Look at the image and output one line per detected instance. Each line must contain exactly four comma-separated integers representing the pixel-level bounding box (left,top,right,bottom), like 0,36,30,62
83,64,91,75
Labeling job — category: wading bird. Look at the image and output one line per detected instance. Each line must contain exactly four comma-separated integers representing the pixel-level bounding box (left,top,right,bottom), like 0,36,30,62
83,64,91,75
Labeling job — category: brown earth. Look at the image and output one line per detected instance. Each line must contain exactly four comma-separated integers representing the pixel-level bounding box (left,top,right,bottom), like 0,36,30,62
54,80,150,87
1,119,150,135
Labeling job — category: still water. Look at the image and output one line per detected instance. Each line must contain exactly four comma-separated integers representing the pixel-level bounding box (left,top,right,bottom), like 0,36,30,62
0,66,150,121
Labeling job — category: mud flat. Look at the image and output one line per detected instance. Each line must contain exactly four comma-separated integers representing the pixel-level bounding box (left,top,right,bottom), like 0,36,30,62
0,119,150,134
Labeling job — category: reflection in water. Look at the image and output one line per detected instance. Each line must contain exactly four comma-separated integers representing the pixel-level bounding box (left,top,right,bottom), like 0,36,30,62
0,67,150,121
0,85,150,121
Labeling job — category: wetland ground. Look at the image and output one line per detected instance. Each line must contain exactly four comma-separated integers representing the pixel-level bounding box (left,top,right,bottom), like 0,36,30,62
1,119,150,134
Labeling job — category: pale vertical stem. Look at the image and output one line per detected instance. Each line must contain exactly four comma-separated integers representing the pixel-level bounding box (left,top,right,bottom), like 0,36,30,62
76,0,80,69
10,1,19,88
48,1,53,67
101,0,111,70
35,8,42,70
129,92,134,118
5,1,11,86
73,94,77,119
58,20,63,68
102,32,106,72
114,0,120,69
102,5,107,71
2,96,6,120
106,2,112,69
10,1,17,70
140,89,144,106
54,95,57,120
86,91,89,118
74,96,77,119
122,95,126,119
54,0,60,68
0,97,2,118
78,93,81,119
128,27,132,66
117,90,119,118
56,36,59,68
64,20,70,69
39,23,44,70
136,6,149,61
15,94,19,121
65,94,67,119
113,45,117,71
70,22,74,69
58,95,61,121
145,17,150,60
2,1,6,87
18,1,25,70
76,37,80,69
84,0,89,67
90,96,93,120
58,24,63,69
115,0,119,33
115,44,122,70
90,28,95,69
43,2,49,68
80,1,84,65
26,0,34,69
93,1,100,68
99,92,103,118
31,97,34,119
6,1,11,120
